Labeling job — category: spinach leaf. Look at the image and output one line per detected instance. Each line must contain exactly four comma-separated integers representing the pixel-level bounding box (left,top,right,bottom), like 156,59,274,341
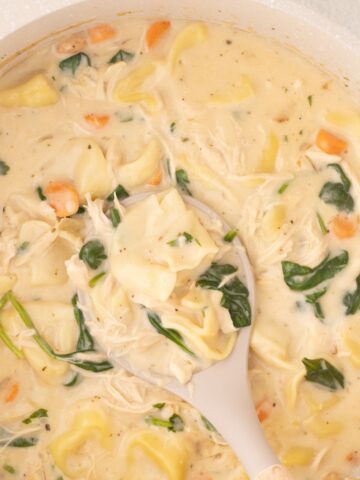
302,357,344,391
79,240,107,270
196,263,251,328
107,184,129,201
88,271,106,288
316,212,328,235
36,186,46,201
305,287,327,320
72,294,94,351
223,230,237,242
63,371,80,387
175,169,192,196
109,207,121,228
319,163,354,212
109,49,134,64
0,322,24,359
343,274,360,315
281,250,348,291
0,160,9,176
59,52,91,75
146,414,184,432
147,311,195,356
22,408,48,425
167,231,200,247
1,437,38,448
3,291,113,373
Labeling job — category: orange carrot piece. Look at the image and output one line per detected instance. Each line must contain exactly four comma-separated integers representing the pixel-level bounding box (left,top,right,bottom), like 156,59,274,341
146,21,171,48
256,400,271,423
84,113,110,129
56,34,87,54
45,182,80,218
5,383,19,403
147,169,162,186
88,24,116,44
331,215,357,239
316,129,347,155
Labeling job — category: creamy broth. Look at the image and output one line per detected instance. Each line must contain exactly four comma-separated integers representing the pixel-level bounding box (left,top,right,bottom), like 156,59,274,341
0,18,360,480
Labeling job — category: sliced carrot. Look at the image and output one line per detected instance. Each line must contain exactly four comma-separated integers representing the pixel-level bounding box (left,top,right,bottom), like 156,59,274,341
5,383,19,403
45,182,80,218
88,24,116,44
147,169,162,186
56,34,87,54
316,129,347,155
146,21,171,48
84,113,110,129
256,399,271,423
331,215,357,239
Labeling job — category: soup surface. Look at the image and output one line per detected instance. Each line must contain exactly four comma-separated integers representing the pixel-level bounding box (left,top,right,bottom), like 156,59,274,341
0,18,360,480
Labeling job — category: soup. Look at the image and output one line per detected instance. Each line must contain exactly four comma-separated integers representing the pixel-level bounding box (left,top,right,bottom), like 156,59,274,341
0,18,359,480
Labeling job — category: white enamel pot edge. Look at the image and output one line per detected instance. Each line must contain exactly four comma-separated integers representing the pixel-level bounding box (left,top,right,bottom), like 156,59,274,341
0,0,360,97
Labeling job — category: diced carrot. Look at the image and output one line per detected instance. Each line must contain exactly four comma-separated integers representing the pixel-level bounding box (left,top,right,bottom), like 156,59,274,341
5,383,19,403
331,215,357,239
84,113,110,129
316,129,347,155
56,33,87,54
88,24,116,44
147,169,162,186
346,451,360,464
146,21,171,48
256,399,271,423
45,182,80,218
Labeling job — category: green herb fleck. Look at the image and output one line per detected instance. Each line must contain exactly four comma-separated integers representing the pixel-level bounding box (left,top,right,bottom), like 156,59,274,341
36,186,46,201
115,111,134,123
170,122,176,133
22,408,48,425
302,357,344,391
88,271,106,288
283,135,289,143
319,163,354,212
109,207,121,228
0,160,9,176
167,232,200,247
59,52,91,75
153,402,165,409
223,230,237,243
3,465,15,474
316,212,329,235
109,49,135,64
281,250,348,292
146,414,184,432
79,240,107,270
278,182,289,194
196,263,251,328
17,241,29,253
76,205,86,215
0,322,24,359
201,415,217,433
307,95,313,106
343,274,360,315
147,311,195,356
107,184,129,202
175,169,192,196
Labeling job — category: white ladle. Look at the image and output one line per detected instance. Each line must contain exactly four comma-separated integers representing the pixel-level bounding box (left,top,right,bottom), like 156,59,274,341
89,190,294,480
